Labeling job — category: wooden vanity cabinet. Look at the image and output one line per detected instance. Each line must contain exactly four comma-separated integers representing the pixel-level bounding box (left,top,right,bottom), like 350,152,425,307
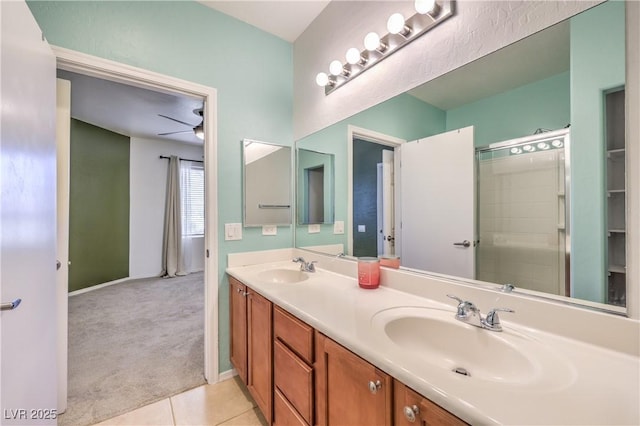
229,277,248,383
394,381,467,426
229,276,273,424
315,332,393,426
273,306,314,426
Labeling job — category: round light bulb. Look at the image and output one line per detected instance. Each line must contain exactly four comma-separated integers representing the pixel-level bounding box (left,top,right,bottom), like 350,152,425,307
537,142,550,150
315,72,329,87
329,60,344,76
387,13,406,35
364,32,381,51
551,140,564,148
415,0,436,14
346,47,362,65
523,144,535,152
510,147,522,154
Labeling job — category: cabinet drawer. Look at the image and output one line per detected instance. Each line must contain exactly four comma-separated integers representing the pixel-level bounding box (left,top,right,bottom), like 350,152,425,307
274,339,313,424
274,305,314,364
274,389,308,426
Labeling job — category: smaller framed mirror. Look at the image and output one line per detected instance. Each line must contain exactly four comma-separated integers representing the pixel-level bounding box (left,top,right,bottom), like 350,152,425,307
297,148,335,224
243,139,292,226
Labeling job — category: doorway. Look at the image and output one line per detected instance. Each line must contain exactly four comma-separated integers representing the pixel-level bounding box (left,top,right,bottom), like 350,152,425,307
347,126,404,258
54,47,219,419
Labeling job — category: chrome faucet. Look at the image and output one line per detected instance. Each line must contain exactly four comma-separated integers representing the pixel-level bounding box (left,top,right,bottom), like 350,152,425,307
446,294,514,332
292,257,317,272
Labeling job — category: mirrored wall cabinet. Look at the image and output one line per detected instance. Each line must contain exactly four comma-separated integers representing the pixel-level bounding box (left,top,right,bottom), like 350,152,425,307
243,139,292,227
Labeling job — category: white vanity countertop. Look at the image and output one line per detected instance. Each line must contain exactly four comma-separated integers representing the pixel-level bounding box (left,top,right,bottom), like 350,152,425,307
226,258,640,425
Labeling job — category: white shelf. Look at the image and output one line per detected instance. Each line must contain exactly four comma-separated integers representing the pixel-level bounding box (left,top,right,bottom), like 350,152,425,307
609,265,626,274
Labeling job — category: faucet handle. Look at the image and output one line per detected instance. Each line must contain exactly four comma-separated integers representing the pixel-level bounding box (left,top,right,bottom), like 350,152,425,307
292,257,305,263
446,294,477,319
308,260,317,272
446,294,464,304
483,307,515,331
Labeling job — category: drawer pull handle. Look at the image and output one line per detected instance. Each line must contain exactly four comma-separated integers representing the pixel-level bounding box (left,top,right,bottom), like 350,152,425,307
368,380,381,394
404,405,419,422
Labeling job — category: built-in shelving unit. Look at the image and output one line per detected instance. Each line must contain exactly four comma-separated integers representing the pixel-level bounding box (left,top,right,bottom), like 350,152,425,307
605,88,626,306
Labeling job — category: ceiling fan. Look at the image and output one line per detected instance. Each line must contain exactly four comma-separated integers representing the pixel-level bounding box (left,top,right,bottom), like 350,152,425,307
158,108,204,140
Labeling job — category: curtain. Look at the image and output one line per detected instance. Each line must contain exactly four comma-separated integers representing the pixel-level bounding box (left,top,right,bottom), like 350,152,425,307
161,156,187,277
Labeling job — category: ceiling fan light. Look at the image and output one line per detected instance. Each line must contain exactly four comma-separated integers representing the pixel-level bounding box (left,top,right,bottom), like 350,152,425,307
194,125,204,140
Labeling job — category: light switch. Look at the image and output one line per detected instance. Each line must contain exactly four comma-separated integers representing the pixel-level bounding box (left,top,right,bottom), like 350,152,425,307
334,221,344,234
225,223,242,241
308,224,320,233
358,224,366,233
262,225,277,236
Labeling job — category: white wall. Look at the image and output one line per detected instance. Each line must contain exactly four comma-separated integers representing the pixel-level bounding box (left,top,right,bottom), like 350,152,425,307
130,136,205,279
293,0,601,140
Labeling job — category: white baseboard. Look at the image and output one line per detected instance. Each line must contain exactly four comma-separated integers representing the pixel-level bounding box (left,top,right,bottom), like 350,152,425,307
217,368,237,382
68,277,131,297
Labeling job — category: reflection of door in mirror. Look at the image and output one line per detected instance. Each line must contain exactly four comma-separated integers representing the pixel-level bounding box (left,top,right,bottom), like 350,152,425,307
399,127,476,279
476,130,569,297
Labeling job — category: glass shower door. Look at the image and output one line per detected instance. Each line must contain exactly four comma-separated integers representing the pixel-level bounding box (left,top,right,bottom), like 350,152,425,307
476,131,569,296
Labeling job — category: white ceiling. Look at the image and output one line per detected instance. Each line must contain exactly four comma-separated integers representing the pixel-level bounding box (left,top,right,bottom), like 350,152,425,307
197,1,330,42
58,69,204,145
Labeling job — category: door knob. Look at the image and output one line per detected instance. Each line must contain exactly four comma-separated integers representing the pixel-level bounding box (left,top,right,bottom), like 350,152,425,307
453,240,471,248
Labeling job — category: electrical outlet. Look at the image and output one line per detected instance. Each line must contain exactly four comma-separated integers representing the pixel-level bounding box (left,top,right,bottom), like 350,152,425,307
358,224,366,233
262,225,277,236
308,224,320,233
334,221,344,234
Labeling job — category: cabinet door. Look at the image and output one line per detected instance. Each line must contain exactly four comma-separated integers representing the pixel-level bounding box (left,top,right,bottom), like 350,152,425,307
315,332,392,426
229,277,247,384
247,290,273,424
394,381,467,426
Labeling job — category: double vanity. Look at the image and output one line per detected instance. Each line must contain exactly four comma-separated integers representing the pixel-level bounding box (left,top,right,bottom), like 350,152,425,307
227,248,640,425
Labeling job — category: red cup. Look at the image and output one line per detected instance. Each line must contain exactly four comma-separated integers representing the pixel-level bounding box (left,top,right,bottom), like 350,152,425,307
358,257,380,289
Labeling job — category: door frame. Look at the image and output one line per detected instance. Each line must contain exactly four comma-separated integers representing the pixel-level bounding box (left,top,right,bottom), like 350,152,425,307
52,46,220,384
347,125,405,257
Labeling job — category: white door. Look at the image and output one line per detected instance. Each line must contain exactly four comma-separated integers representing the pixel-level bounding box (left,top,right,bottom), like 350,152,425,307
381,150,395,256
1,1,58,423
56,78,71,414
400,126,475,278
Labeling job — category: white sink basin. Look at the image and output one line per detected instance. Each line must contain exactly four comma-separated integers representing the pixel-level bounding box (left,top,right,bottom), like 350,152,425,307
257,268,309,284
371,306,575,389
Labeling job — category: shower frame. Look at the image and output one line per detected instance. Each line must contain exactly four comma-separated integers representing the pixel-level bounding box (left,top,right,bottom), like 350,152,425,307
475,128,571,296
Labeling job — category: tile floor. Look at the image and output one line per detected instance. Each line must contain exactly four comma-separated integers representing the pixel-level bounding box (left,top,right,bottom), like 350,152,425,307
93,377,267,426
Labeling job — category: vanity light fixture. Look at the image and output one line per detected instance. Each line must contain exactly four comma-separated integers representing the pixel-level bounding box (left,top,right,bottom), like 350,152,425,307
387,13,412,37
315,0,454,94
329,60,350,77
345,47,367,66
364,32,387,52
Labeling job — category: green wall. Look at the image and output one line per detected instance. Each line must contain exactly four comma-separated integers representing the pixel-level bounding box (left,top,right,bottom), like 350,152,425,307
27,0,293,373
446,71,570,147
69,119,130,292
570,0,625,302
296,93,446,249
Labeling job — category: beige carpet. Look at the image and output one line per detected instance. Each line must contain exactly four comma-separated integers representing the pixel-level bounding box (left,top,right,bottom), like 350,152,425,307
59,273,206,426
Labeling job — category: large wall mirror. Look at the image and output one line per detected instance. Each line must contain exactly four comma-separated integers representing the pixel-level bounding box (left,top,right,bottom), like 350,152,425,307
295,1,629,313
243,139,292,226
